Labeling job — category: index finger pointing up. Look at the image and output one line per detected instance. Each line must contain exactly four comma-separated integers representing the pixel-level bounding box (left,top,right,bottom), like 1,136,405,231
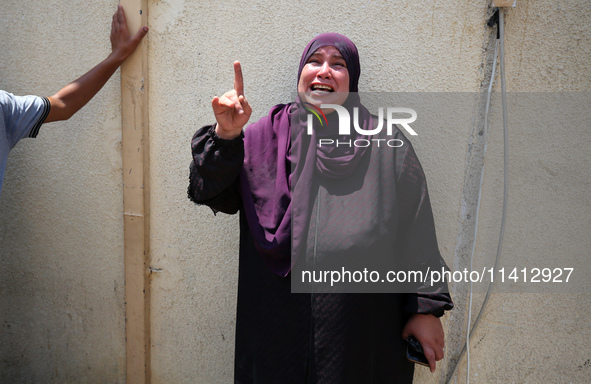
234,61,244,97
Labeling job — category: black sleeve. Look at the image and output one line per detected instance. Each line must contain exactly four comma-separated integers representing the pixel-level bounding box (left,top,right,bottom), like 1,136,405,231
187,124,244,214
394,133,454,317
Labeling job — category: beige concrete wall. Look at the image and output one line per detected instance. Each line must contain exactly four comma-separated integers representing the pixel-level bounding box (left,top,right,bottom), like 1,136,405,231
1,0,589,383
148,0,590,383
0,0,126,382
446,2,591,383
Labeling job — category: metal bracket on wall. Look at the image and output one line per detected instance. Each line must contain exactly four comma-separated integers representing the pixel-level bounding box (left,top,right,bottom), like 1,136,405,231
492,0,516,7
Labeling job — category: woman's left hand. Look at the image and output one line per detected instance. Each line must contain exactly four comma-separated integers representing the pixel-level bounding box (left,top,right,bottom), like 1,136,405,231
401,314,445,373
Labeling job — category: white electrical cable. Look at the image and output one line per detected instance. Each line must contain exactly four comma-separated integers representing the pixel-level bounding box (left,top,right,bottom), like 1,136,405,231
447,8,509,384
466,37,499,384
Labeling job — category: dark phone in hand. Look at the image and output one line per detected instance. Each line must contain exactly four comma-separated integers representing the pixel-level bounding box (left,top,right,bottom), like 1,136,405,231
406,336,429,367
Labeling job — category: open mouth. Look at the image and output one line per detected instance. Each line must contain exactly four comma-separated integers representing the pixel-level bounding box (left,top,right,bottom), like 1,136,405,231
311,84,334,93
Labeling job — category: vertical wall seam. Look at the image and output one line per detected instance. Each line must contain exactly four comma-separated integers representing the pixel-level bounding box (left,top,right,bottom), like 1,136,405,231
121,0,150,383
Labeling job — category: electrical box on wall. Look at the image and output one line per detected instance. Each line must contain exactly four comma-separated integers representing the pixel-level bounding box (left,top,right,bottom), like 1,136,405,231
493,0,516,7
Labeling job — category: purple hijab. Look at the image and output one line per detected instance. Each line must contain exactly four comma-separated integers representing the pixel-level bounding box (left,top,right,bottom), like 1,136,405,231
239,33,373,276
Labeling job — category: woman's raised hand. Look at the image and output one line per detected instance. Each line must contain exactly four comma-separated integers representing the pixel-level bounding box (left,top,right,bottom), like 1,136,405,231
212,61,252,139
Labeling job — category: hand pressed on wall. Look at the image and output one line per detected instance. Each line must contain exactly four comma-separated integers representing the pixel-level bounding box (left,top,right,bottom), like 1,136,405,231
110,4,149,62
46,5,148,123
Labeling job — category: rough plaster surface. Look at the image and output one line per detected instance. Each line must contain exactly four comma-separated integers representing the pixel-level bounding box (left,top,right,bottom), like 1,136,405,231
1,0,589,382
443,2,591,384
149,1,590,383
0,0,126,382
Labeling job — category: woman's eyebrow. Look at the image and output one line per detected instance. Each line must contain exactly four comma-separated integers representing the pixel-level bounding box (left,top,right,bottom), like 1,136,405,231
307,51,346,63
332,54,347,65
309,51,343,58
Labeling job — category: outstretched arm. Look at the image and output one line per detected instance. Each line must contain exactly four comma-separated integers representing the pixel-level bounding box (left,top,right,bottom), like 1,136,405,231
188,61,250,213
45,5,148,123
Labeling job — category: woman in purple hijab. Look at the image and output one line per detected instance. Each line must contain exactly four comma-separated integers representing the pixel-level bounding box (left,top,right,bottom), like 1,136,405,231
189,33,453,383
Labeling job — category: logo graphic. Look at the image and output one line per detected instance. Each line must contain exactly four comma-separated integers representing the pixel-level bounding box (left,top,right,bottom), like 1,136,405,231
304,104,418,148
303,102,327,128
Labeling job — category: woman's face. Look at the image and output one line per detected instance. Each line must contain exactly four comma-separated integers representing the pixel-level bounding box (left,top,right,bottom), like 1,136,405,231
298,45,350,113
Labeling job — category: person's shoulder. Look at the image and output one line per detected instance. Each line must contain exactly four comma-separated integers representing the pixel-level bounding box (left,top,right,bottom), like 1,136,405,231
0,90,12,105
0,90,17,113
0,90,44,108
